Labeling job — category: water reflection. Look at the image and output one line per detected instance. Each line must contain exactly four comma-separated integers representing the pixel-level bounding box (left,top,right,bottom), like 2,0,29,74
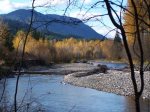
1,75,149,112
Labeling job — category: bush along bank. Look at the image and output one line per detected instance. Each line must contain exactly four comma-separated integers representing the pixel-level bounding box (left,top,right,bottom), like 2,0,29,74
0,67,14,79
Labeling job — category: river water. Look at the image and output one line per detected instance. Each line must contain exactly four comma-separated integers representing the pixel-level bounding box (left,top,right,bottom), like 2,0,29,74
1,75,149,112
92,61,128,69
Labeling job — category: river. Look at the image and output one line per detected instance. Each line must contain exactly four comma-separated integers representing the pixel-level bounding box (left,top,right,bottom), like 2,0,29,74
92,61,128,69
1,74,149,112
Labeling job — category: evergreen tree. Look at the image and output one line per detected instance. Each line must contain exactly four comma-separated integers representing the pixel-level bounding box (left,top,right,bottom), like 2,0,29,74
112,30,123,60
114,30,122,43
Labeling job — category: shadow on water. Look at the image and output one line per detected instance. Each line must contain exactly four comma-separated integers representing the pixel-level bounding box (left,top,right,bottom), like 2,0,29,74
1,75,150,112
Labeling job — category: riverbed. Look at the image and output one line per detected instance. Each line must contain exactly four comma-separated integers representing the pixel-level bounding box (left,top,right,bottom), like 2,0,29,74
1,75,149,112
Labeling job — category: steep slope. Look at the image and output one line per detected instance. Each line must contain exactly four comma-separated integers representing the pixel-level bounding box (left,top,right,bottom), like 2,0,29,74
1,9,104,40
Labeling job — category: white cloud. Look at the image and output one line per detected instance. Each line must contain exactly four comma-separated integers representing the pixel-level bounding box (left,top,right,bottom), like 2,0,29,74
0,0,13,13
84,0,92,4
0,0,30,14
0,0,114,37
0,0,67,14
34,0,66,7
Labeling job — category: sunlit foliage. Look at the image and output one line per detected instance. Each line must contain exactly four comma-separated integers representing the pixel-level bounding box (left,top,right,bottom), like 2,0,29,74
124,0,150,61
12,31,123,63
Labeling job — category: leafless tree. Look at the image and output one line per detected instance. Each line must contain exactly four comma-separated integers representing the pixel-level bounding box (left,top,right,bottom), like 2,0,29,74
13,0,35,111
103,0,149,112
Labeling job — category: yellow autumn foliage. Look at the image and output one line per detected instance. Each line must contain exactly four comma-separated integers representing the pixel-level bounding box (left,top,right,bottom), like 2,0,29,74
13,31,123,63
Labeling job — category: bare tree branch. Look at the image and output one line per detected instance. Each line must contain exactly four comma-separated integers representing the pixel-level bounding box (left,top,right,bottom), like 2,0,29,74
13,0,35,111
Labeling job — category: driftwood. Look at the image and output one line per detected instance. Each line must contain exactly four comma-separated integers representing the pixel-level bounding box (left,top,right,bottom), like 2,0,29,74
74,65,108,77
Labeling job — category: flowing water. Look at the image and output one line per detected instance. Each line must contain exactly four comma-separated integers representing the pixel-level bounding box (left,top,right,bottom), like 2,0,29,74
1,74,149,112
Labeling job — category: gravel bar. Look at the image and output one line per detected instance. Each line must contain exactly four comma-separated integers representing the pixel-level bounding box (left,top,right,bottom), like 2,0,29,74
64,70,150,99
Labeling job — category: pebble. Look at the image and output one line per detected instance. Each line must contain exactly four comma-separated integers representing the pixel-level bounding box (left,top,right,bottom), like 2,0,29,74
64,70,150,99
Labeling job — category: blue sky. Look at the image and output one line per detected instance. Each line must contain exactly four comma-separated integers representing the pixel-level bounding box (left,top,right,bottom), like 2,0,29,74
0,0,127,38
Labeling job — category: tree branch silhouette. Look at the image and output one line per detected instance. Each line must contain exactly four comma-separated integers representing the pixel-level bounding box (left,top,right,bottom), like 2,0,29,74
13,0,35,111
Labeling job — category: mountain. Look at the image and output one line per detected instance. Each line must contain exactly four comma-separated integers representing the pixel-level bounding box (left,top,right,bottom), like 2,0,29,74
0,9,104,40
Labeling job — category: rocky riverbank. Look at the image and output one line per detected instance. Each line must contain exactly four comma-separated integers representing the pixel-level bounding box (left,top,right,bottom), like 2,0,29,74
64,70,150,99
22,63,150,99
2,62,149,99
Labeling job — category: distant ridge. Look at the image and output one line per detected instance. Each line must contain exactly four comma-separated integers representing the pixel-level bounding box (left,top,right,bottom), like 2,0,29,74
0,9,104,40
